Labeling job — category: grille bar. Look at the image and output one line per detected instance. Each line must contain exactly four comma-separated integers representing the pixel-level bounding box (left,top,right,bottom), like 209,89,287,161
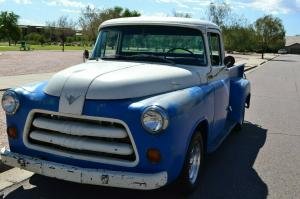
30,130,134,156
33,117,128,139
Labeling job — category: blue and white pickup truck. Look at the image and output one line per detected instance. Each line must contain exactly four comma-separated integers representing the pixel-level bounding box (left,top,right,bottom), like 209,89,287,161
1,17,250,193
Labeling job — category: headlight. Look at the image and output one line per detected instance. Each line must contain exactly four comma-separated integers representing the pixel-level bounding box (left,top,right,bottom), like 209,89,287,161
141,106,168,134
1,90,20,115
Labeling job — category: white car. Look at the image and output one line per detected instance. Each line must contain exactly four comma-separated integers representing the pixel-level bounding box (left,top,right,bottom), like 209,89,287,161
278,49,287,54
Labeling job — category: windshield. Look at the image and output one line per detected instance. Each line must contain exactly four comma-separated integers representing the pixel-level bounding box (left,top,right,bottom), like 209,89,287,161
92,26,207,66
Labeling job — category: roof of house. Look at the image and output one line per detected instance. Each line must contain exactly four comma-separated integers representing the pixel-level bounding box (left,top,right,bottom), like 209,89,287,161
286,36,300,46
99,17,219,30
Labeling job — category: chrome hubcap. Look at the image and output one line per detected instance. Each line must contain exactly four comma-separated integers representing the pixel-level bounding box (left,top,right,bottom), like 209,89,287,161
188,142,201,184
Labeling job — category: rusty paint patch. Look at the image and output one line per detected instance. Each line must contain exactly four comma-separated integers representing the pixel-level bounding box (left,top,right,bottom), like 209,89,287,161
17,158,26,167
132,182,147,187
101,175,109,184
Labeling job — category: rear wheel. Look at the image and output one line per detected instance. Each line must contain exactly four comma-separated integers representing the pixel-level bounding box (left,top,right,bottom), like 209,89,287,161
177,132,204,194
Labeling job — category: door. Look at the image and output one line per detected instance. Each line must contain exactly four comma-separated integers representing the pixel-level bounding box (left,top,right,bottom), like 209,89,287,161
208,32,230,141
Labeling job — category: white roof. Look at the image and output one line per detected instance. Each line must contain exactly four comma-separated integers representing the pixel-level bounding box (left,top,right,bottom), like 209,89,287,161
99,17,219,30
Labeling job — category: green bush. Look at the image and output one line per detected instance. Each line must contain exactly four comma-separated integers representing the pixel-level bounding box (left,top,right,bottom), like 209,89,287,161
24,33,46,45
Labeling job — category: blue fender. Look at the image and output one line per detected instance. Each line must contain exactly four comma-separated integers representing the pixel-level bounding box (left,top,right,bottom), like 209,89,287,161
229,77,251,124
130,84,215,182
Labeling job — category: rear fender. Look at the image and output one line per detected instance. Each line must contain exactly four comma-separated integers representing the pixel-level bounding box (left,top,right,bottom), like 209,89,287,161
229,78,251,123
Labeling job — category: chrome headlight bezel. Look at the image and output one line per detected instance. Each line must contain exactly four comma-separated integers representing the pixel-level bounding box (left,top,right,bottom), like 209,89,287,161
141,106,169,134
1,90,20,115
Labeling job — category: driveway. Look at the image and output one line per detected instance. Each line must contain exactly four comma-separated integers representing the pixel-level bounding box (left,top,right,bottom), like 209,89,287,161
0,51,83,76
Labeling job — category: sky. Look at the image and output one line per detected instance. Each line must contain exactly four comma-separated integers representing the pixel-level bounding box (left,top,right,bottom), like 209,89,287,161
0,0,299,36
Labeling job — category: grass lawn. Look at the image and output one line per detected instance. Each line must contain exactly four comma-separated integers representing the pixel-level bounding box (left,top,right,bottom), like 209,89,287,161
0,43,92,51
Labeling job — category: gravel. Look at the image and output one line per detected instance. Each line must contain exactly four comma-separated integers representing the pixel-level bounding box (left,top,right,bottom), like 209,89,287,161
0,51,83,76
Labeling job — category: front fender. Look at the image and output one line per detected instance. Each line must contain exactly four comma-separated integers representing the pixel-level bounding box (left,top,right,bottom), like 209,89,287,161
129,85,214,181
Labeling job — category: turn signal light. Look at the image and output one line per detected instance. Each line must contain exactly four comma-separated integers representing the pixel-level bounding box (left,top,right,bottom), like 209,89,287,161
147,148,161,164
7,127,17,139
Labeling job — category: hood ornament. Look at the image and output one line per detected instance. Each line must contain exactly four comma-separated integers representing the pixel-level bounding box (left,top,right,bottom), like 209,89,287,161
65,94,81,105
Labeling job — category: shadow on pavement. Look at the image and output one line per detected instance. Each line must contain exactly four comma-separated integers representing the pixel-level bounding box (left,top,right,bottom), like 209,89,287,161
0,163,12,173
191,121,268,199
4,122,268,199
269,59,297,62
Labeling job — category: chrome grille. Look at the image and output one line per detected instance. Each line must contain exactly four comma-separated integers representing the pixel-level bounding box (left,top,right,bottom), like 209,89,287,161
24,111,138,166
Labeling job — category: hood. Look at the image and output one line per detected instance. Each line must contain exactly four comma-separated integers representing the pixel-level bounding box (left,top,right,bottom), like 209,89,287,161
44,60,206,115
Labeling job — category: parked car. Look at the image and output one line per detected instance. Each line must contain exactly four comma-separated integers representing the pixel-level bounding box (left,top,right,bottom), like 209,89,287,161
1,17,250,193
278,48,288,54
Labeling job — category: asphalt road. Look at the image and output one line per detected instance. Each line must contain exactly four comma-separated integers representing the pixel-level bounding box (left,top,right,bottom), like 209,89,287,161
1,54,300,199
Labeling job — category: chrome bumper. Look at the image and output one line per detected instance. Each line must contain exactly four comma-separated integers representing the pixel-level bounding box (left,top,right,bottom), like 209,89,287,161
0,148,167,190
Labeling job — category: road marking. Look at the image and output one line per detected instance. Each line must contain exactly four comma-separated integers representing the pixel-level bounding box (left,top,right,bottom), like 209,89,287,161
0,168,33,192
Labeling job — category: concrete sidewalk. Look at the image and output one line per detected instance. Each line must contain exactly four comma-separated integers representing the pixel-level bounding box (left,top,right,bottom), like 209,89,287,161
0,73,53,90
228,53,278,68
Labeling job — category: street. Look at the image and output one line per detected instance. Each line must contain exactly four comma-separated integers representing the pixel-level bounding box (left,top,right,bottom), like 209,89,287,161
1,54,300,199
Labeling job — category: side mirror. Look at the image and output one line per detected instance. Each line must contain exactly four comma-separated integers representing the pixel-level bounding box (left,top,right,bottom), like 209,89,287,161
83,49,89,62
224,56,235,68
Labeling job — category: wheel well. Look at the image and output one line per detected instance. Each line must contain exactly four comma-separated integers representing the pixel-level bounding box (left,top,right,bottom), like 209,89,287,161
194,120,209,153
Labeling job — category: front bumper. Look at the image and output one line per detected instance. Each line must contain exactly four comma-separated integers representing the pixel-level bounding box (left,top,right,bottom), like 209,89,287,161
0,148,168,190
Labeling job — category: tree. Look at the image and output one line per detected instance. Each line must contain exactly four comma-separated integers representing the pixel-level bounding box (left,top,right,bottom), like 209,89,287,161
0,11,21,45
207,1,231,27
57,16,72,51
255,15,285,58
206,1,258,53
10,25,21,45
49,16,76,51
172,10,192,18
24,33,41,44
223,25,258,53
45,21,57,43
79,6,140,43
24,32,46,46
79,6,100,44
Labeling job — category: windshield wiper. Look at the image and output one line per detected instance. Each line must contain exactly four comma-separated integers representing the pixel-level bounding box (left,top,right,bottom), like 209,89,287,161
117,54,176,65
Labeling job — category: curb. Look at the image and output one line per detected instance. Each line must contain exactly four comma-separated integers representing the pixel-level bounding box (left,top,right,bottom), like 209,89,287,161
245,54,280,74
244,65,258,72
0,168,33,193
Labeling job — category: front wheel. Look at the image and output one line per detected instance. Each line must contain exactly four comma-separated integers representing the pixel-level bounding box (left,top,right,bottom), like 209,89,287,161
177,132,204,194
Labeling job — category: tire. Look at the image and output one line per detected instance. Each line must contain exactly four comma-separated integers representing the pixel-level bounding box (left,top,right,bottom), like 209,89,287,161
177,132,204,194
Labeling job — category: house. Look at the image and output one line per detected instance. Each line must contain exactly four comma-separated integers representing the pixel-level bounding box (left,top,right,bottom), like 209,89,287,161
18,25,80,38
285,36,300,54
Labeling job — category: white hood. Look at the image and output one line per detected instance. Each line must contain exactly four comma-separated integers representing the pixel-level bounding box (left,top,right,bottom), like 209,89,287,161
44,60,207,115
